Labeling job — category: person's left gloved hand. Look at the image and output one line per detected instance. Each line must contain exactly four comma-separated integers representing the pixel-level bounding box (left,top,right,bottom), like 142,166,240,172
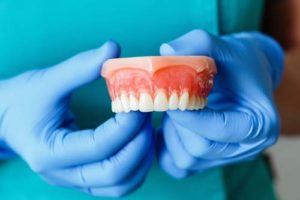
0,41,154,197
157,30,284,178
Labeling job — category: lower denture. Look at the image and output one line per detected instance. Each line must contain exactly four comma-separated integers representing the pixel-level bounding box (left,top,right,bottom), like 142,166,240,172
101,56,217,113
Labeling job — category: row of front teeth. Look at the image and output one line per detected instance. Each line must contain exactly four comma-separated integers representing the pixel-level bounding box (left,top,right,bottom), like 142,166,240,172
111,91,207,113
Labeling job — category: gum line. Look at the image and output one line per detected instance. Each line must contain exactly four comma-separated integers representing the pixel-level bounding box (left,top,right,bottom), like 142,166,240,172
106,66,214,101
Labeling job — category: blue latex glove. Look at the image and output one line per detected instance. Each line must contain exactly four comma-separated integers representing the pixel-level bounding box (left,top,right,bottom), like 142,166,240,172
0,140,15,159
0,41,154,197
157,30,284,178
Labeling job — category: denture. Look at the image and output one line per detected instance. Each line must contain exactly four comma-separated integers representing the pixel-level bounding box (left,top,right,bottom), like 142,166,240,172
101,56,217,113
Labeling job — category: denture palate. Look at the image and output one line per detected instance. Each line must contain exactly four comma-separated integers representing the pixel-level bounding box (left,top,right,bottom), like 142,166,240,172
101,56,217,113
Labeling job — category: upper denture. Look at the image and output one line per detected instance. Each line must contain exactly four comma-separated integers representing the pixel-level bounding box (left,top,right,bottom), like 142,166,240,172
101,56,217,113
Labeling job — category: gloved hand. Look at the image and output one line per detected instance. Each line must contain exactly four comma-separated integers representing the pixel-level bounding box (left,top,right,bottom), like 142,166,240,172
0,41,154,197
157,30,284,178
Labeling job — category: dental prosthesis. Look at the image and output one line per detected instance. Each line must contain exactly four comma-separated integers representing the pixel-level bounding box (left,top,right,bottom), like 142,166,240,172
101,56,217,113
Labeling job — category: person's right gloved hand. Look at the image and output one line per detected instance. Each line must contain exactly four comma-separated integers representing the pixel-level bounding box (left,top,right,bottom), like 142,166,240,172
0,41,154,197
156,30,283,178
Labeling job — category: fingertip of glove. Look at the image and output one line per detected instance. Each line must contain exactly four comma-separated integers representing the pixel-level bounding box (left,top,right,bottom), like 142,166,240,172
160,43,177,56
160,29,216,56
158,148,190,179
97,40,121,58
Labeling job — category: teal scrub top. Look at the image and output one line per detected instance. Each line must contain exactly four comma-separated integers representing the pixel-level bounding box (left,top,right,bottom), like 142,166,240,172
0,0,277,199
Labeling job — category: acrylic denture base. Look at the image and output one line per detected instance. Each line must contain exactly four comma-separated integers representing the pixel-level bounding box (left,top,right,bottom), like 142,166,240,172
101,56,217,113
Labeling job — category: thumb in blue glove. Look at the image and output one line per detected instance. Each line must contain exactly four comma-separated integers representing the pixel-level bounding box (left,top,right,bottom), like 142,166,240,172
157,30,284,178
0,41,154,197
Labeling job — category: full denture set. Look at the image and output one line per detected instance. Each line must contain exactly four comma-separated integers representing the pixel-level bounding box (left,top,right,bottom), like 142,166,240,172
101,56,217,113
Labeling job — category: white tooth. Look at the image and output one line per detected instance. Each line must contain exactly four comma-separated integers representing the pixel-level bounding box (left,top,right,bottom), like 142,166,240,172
154,91,168,111
178,92,189,111
188,95,196,110
113,99,119,112
129,94,139,111
120,93,130,112
168,92,178,110
115,98,123,113
139,93,154,112
111,100,116,112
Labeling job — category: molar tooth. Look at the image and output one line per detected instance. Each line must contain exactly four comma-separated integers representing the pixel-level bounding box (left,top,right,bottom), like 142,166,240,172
178,91,189,111
129,94,139,111
168,92,179,110
154,91,168,111
139,93,153,112
120,93,130,112
188,95,196,110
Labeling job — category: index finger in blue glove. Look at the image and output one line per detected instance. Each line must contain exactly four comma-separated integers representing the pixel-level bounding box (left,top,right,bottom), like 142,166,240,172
172,119,240,159
41,118,153,188
166,114,264,161
158,117,259,174
160,29,220,57
27,112,148,172
80,146,154,198
166,109,256,143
